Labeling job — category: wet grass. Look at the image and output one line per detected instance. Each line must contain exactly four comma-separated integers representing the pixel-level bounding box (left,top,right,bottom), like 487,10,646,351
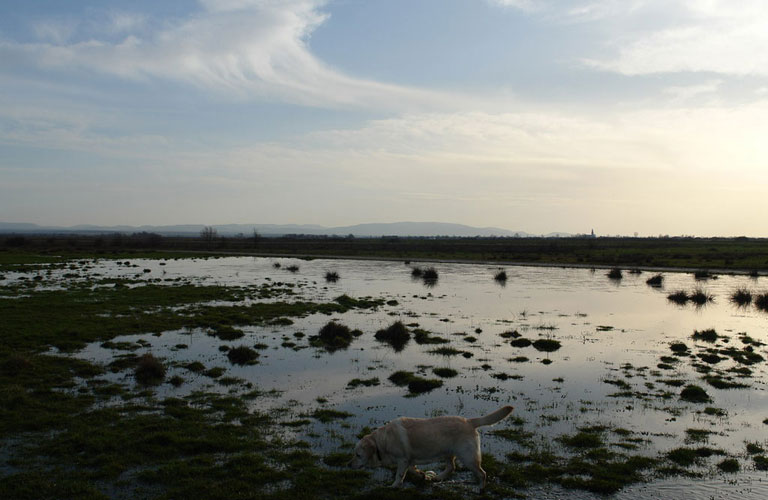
325,271,340,282
756,292,768,312
692,329,719,343
558,431,604,449
667,291,690,305
646,274,664,287
510,338,533,348
689,288,714,305
680,385,711,403
226,346,259,365
422,268,439,281
347,377,380,388
730,288,753,306
717,458,740,473
374,321,411,351
387,370,442,394
413,329,449,345
134,353,166,385
432,367,458,378
532,339,561,352
3,250,768,498
494,270,508,283
311,321,357,352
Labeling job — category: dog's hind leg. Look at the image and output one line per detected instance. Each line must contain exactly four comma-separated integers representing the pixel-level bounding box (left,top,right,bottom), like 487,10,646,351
435,456,455,481
459,440,486,490
469,462,486,491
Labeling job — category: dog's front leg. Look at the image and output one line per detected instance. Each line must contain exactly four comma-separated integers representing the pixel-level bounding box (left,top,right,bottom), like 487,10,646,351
390,461,409,487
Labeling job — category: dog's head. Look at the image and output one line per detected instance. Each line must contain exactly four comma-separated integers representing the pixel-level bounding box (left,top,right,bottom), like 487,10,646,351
349,433,380,468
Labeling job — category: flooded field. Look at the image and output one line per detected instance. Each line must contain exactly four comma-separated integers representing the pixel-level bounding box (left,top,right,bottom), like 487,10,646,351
3,255,768,498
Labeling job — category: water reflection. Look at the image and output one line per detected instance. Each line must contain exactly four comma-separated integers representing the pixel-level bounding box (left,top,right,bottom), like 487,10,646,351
53,256,768,499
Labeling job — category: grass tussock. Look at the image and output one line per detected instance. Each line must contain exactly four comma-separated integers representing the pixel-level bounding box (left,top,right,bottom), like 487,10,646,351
422,267,438,280
134,353,165,385
226,346,259,365
730,288,752,306
510,338,533,348
387,370,443,394
689,288,714,305
413,329,449,345
646,274,664,287
532,338,562,352
494,270,508,283
607,268,623,280
692,328,719,342
313,321,356,351
432,367,458,378
667,290,690,305
374,321,411,351
755,292,768,312
324,271,340,283
680,384,711,403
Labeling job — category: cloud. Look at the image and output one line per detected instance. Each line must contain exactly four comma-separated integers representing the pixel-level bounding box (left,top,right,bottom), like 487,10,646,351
0,0,457,111
583,0,768,76
486,0,542,11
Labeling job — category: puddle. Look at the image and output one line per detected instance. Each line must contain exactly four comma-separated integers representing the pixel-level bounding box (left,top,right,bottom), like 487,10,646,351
56,256,768,498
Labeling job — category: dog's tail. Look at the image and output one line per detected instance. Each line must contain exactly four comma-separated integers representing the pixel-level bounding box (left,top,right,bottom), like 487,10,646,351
469,406,514,429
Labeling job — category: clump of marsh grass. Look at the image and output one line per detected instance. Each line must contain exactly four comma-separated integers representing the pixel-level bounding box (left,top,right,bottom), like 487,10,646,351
607,268,623,280
680,384,711,403
411,267,424,278
227,345,259,365
755,293,768,312
134,353,165,385
689,288,714,306
533,338,562,352
407,377,442,394
325,271,340,283
432,367,458,378
730,288,752,306
669,342,689,354
692,328,719,342
494,270,508,284
413,329,449,345
347,377,380,389
387,370,443,394
667,291,690,305
510,338,532,348
646,274,664,287
313,321,356,351
422,267,439,285
694,270,716,280
285,265,300,273
374,321,411,351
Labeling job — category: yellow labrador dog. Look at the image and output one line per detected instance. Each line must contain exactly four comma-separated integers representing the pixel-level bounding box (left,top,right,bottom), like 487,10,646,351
350,406,513,490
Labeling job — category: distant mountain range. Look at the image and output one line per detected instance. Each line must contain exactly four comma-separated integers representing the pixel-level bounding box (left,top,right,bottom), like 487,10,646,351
0,221,573,238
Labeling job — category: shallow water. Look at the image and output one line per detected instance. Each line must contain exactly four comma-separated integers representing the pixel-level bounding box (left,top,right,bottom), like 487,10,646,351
58,256,768,498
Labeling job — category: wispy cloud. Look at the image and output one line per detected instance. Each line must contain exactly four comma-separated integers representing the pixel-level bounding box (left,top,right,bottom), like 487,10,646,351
583,0,768,76
486,0,542,12
0,0,457,111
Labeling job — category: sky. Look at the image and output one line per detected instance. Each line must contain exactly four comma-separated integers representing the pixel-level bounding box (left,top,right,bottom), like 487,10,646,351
1,0,767,236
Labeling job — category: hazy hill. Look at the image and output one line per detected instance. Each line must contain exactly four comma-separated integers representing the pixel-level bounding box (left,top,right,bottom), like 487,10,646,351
0,221,568,238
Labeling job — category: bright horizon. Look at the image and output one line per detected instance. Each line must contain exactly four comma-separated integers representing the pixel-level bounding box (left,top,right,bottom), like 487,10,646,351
2,1,768,237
